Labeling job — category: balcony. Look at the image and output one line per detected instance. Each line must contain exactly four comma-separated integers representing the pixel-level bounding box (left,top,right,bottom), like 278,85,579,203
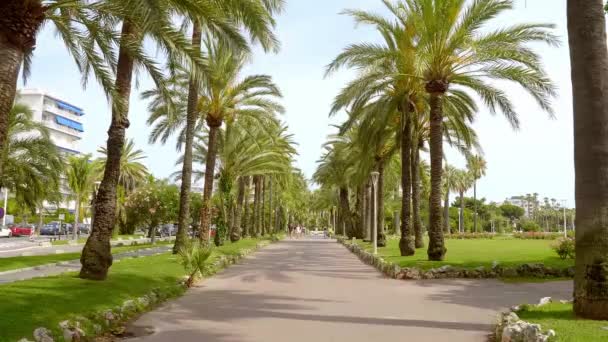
43,102,83,122
42,115,83,139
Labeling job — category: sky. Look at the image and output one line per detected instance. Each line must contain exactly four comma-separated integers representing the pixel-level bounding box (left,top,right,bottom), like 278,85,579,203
24,0,574,207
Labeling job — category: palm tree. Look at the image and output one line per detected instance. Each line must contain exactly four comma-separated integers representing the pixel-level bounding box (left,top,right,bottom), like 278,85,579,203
66,154,98,240
96,139,148,193
442,164,458,234
568,0,608,320
0,1,116,180
467,155,487,232
453,170,473,233
402,0,557,260
1,104,63,231
196,36,284,243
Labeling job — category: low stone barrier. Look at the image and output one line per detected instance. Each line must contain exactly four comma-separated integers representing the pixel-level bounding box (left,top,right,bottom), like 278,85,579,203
494,297,571,342
18,240,273,342
337,237,575,280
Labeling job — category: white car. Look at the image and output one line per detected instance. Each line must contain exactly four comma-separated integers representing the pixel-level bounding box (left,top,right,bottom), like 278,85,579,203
0,226,11,238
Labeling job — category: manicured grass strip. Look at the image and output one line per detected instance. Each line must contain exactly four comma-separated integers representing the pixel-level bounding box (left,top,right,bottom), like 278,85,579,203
0,242,173,273
0,238,268,342
518,303,608,342
355,238,573,270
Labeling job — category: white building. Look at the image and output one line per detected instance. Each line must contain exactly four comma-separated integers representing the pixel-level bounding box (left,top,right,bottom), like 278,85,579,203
16,89,85,212
503,196,530,217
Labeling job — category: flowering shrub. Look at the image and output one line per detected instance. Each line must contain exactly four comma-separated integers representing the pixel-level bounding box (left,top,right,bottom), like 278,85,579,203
445,232,495,239
513,232,567,240
552,237,575,260
125,180,179,234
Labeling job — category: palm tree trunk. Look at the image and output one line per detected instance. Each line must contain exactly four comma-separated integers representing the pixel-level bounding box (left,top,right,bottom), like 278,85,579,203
568,0,608,319
243,178,251,237
37,204,43,236
73,195,80,240
365,181,372,241
231,176,246,242
360,185,366,239
376,162,386,247
412,146,424,248
426,91,447,261
174,23,201,253
0,2,45,180
198,118,221,243
80,21,135,280
261,176,266,236
268,176,273,234
399,108,415,255
339,187,352,238
443,191,450,234
473,181,478,233
459,191,465,233
253,176,261,237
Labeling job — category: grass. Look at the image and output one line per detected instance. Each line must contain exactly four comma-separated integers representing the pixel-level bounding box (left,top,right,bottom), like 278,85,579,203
517,303,608,341
354,238,573,270
0,241,173,273
51,234,146,246
0,237,269,342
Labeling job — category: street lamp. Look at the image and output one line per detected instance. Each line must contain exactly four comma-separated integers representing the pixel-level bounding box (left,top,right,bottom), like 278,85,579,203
371,171,380,255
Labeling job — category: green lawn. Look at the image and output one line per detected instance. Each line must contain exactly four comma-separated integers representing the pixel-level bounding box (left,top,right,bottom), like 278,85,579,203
0,242,172,273
51,234,146,246
0,238,269,342
518,303,608,341
354,238,573,270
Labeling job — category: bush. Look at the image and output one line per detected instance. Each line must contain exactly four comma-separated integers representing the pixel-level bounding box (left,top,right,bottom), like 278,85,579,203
177,240,213,287
552,237,575,260
513,232,563,240
445,232,495,239
520,220,541,232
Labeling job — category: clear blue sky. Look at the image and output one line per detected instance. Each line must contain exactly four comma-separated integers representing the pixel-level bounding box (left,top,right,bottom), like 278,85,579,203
23,0,574,206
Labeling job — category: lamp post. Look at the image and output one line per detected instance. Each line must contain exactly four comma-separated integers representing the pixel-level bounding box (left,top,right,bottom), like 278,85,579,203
371,171,380,255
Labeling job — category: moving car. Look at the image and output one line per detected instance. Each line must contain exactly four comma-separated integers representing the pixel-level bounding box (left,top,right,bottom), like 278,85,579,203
9,224,34,237
40,224,62,236
0,225,12,238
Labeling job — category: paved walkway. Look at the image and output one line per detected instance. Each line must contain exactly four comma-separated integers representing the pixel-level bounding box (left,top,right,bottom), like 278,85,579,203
126,239,571,342
0,245,172,283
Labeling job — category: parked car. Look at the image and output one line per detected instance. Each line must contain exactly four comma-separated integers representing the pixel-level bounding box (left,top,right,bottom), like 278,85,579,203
40,224,61,236
0,225,11,238
9,224,34,237
77,223,90,235
155,224,177,237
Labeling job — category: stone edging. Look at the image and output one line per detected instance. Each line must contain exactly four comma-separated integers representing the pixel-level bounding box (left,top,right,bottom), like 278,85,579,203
17,240,274,342
337,237,574,280
495,297,571,342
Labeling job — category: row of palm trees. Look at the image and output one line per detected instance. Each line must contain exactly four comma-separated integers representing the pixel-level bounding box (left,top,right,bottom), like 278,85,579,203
0,0,289,280
317,0,556,260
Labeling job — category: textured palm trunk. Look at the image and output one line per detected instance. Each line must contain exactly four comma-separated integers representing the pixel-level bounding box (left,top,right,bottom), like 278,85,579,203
0,1,45,180
261,176,266,236
426,91,447,261
174,24,201,253
459,191,465,233
268,176,273,234
473,181,478,233
80,21,135,280
399,109,415,255
73,195,80,240
365,181,372,241
198,119,221,243
231,176,246,242
360,185,366,239
253,176,261,237
443,191,450,234
339,187,352,237
412,146,424,248
376,162,386,247
37,205,43,235
568,0,608,319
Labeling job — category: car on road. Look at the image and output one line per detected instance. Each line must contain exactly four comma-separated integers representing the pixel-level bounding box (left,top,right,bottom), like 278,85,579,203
0,225,12,238
77,223,91,235
40,224,62,236
9,224,34,237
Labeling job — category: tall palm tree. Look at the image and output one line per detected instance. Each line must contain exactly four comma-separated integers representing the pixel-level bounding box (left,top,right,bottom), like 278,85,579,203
1,104,63,229
442,164,458,234
467,154,486,232
66,154,98,240
96,139,148,193
403,0,557,260
0,1,116,181
196,36,284,243
453,170,473,233
568,0,608,320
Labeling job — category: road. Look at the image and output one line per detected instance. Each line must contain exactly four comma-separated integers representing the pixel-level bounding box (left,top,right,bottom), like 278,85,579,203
126,238,572,342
